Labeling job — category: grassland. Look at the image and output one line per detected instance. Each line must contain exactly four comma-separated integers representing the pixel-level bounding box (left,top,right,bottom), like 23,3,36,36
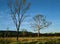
0,37,60,44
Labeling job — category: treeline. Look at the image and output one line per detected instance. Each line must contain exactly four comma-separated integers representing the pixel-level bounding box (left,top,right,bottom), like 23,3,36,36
0,31,60,37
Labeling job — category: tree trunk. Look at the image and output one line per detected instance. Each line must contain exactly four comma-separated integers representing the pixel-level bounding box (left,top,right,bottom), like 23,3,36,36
17,28,19,42
38,30,40,37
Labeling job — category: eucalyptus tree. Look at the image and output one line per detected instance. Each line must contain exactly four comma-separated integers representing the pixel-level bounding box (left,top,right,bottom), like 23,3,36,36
8,0,31,41
31,14,51,37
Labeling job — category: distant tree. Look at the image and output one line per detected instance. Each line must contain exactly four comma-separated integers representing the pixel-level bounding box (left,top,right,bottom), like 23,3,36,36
8,0,31,41
4,27,9,37
6,27,9,37
31,14,51,37
21,29,27,37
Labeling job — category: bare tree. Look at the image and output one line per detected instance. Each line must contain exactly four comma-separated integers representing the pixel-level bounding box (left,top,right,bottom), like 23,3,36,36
21,29,27,37
6,27,9,37
8,0,31,41
31,14,51,37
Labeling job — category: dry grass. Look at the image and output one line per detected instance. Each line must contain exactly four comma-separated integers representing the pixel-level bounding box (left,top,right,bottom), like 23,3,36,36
0,36,60,42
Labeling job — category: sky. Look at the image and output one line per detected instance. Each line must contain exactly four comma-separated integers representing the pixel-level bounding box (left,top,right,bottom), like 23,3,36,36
0,0,60,33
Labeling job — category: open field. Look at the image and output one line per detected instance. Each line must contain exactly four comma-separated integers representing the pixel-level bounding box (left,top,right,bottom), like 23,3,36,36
0,37,60,42
0,37,60,44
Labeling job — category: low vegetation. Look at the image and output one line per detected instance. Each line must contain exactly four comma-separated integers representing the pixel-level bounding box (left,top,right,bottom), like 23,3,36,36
0,37,60,44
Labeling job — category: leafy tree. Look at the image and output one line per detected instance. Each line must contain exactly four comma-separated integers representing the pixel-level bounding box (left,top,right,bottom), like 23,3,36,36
8,0,31,41
31,14,51,37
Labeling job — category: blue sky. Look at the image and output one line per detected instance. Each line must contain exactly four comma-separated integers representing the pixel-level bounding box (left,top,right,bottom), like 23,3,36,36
0,0,60,33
